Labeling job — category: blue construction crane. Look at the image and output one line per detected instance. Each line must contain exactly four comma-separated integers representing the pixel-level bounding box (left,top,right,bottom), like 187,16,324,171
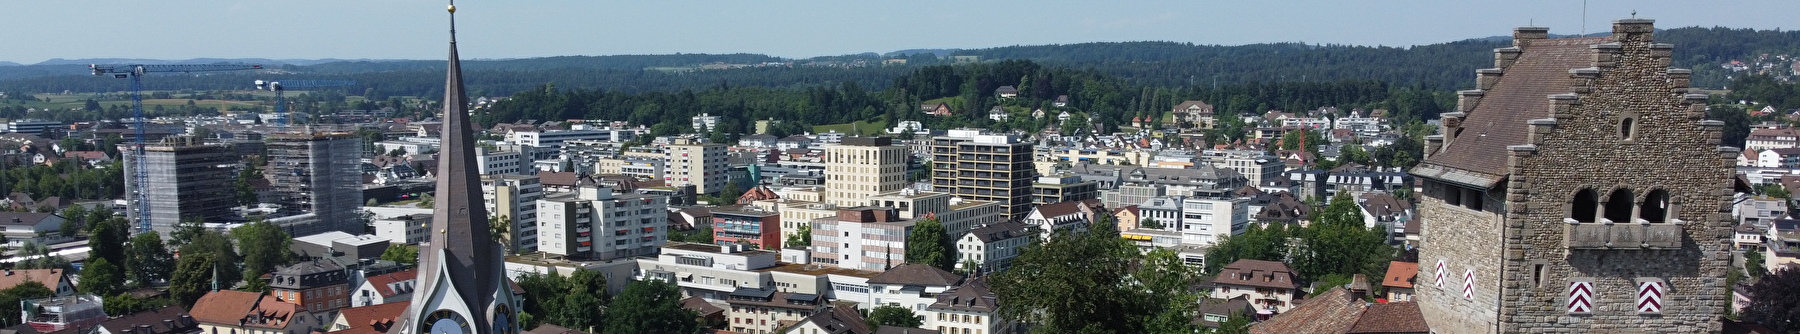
90,63,262,233
252,79,356,129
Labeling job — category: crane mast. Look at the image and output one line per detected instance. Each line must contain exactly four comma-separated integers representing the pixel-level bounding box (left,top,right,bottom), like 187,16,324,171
90,64,261,233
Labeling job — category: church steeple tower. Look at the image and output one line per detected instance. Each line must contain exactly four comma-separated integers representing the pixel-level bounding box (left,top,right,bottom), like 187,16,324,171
392,2,520,333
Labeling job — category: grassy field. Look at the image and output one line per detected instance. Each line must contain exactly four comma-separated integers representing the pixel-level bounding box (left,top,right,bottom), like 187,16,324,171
813,120,888,136
24,91,378,113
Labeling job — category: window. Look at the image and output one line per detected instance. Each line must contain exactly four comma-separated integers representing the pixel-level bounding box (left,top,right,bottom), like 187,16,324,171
1620,117,1637,140
1570,189,1598,223
1603,189,1634,223
1640,189,1671,223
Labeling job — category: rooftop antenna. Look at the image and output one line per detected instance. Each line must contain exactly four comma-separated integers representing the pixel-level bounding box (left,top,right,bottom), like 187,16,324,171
1581,0,1587,36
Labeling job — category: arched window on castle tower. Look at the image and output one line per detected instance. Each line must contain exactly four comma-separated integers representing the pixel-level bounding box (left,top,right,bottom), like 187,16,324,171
1570,188,1598,223
1603,189,1634,223
1640,189,1671,223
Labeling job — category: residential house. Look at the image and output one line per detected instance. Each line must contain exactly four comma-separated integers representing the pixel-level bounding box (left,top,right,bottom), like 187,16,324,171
739,134,780,149
326,301,409,334
724,287,824,334
1746,127,1800,151
0,268,75,296
987,106,1009,122
783,306,872,334
351,269,418,307
1198,297,1254,329
77,305,200,334
954,221,1033,274
1023,201,1091,239
1175,100,1216,128
1757,147,1800,168
868,264,962,313
1736,224,1766,251
269,260,351,313
190,290,322,334
778,135,814,150
921,103,953,116
1209,259,1301,314
1053,95,1070,108
1113,205,1141,230
1358,192,1413,242
994,86,1017,98
0,212,73,248
1384,261,1419,302
925,277,1007,334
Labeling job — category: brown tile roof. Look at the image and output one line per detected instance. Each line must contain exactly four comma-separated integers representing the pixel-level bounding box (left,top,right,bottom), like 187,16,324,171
1249,288,1365,334
75,305,196,334
928,277,997,313
1417,36,1609,182
1212,259,1298,290
868,263,962,286
363,269,418,297
1175,100,1214,114
1346,302,1429,333
332,301,409,334
682,296,726,317
0,269,65,291
792,306,871,334
538,171,580,187
0,212,57,227
188,290,265,325
1197,297,1253,328
873,328,941,334
1032,201,1084,218
1382,262,1418,289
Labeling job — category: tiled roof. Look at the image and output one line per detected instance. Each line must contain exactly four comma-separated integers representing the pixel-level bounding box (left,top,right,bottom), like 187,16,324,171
1212,259,1298,290
792,306,870,334
1175,100,1214,113
1382,262,1418,289
1197,297,1253,328
79,305,196,334
1417,36,1609,182
965,221,1032,243
1248,288,1364,334
681,296,726,317
928,277,997,313
873,328,941,334
188,290,264,325
333,301,409,334
364,269,418,297
0,269,64,291
538,171,579,187
1346,302,1429,333
1032,201,1084,219
868,263,962,286
526,324,593,334
0,212,56,227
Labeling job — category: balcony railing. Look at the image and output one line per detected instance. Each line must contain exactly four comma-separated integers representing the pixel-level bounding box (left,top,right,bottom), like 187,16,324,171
1565,220,1683,249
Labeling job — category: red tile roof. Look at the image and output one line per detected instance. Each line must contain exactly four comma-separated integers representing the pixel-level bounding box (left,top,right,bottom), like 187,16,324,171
1212,259,1298,290
189,290,264,325
1249,288,1364,334
363,269,418,297
332,301,408,334
1346,302,1429,333
1032,201,1083,219
1382,262,1418,289
0,268,65,291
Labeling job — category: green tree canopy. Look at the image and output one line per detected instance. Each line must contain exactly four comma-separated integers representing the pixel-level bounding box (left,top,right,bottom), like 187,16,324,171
992,214,1154,333
1741,267,1800,333
0,281,55,327
867,305,923,328
1294,193,1395,280
905,217,950,270
517,269,610,332
87,217,130,265
785,224,812,249
230,220,293,283
125,231,176,288
78,257,124,296
381,244,420,265
603,280,697,334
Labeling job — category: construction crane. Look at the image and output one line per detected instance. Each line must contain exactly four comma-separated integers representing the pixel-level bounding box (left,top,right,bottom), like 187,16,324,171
252,79,356,130
90,63,262,233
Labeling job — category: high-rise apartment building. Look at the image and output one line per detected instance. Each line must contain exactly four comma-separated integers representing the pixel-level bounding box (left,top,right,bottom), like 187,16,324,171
665,138,728,194
931,129,1036,220
266,133,365,235
536,184,668,261
482,174,542,254
824,137,909,208
121,141,239,235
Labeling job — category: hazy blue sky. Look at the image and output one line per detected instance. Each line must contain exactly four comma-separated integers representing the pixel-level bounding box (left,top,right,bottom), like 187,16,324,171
4,0,1795,64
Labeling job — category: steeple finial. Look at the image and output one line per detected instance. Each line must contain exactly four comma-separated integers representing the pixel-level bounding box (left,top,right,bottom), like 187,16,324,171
448,0,457,43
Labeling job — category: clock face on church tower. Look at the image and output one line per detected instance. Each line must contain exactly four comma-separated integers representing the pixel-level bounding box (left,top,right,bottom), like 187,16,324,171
424,310,472,334
494,304,518,334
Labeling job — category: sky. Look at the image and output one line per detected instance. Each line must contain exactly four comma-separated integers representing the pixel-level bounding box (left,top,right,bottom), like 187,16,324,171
3,0,1796,64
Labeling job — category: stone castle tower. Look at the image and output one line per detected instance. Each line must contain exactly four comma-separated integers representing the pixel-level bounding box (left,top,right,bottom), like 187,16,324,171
1410,19,1734,333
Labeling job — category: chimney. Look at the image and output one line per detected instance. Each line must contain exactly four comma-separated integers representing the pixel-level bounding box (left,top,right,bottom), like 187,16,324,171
163,319,174,329
1513,26,1549,47
1348,274,1371,301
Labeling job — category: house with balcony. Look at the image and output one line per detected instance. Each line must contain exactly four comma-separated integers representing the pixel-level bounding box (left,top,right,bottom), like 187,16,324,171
726,287,825,334
714,209,782,250
1208,259,1301,315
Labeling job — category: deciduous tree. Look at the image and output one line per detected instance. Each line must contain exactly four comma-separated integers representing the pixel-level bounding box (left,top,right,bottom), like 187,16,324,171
867,305,923,328
230,220,292,283
125,231,175,288
1742,268,1800,333
78,257,124,296
604,280,697,334
905,217,950,270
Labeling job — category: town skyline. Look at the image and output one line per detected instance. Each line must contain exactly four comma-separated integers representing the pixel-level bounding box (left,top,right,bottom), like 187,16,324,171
2,0,1797,64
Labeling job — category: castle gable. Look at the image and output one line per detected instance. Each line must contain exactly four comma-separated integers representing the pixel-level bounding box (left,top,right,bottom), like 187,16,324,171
1415,36,1606,187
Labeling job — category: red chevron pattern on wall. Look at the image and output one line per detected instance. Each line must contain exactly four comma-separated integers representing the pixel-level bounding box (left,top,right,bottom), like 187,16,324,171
1568,281,1594,314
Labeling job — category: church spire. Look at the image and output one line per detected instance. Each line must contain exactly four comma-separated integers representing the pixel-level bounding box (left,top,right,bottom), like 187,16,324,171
393,2,517,333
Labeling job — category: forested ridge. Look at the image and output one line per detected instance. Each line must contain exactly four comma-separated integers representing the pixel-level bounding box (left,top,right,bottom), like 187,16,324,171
1,26,1795,97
